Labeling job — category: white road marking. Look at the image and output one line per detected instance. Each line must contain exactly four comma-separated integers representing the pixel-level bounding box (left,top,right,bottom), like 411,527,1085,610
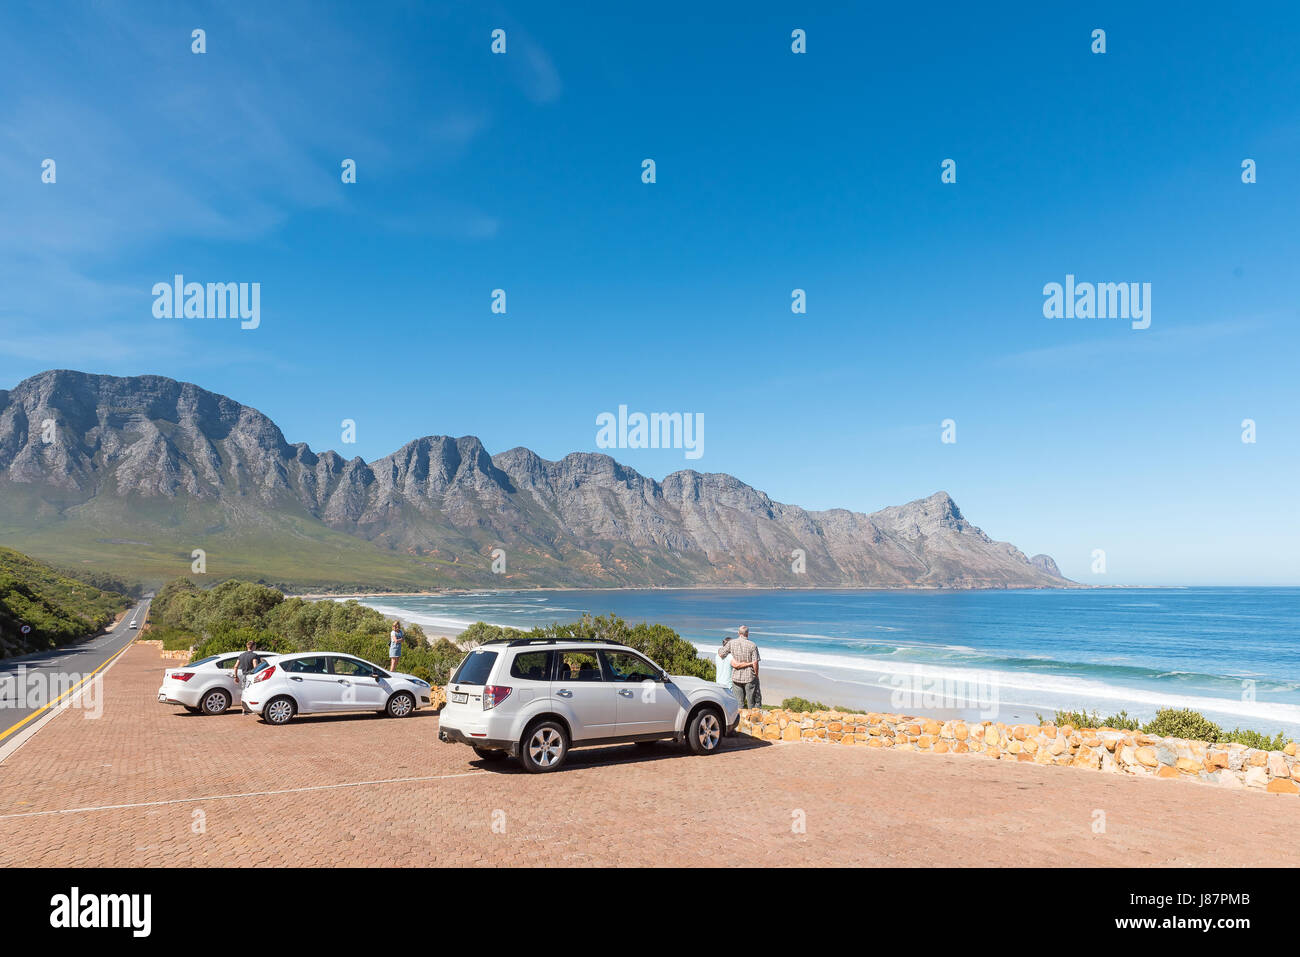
0,770,490,820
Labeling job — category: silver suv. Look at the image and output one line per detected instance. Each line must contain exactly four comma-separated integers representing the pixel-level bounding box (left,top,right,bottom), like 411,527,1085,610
438,639,740,772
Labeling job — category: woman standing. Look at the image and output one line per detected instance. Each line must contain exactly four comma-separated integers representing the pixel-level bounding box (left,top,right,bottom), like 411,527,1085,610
389,620,404,671
715,635,733,688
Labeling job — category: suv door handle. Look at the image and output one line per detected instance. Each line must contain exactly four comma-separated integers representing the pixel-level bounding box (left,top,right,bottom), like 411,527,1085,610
617,689,633,697
556,689,572,698
290,676,303,682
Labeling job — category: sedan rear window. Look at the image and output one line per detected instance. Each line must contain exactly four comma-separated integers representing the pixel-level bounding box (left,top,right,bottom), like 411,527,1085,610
452,650,498,686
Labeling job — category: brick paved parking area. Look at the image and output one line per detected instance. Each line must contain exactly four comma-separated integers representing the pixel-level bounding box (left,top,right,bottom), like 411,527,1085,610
0,642,1294,867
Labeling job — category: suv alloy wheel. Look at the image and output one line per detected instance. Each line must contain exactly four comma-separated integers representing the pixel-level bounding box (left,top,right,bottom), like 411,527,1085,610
687,707,723,754
520,720,569,773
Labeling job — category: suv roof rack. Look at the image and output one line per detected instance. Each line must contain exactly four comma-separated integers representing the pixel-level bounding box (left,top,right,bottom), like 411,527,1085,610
475,636,628,647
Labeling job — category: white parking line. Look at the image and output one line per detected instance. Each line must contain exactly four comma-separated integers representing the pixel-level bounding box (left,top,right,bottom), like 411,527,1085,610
0,770,490,820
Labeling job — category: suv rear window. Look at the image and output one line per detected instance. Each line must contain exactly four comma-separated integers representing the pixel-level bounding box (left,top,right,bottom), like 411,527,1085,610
509,651,553,681
452,650,498,686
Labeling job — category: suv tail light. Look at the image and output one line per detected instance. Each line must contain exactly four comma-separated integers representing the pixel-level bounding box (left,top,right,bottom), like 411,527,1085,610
253,665,276,683
172,672,194,682
482,685,512,710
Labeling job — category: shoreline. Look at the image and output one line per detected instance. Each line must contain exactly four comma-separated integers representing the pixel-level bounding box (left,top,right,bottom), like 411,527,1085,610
339,591,1300,740
289,582,1154,600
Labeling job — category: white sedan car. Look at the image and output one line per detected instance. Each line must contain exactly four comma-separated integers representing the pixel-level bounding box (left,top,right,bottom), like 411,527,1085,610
157,651,280,715
242,652,433,725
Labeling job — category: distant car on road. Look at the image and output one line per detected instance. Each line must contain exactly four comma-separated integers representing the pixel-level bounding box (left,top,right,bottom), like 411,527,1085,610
438,638,740,772
157,651,281,715
242,652,433,725
129,621,138,629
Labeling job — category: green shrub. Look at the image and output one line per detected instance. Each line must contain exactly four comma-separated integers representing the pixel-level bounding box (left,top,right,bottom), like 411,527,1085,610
457,621,525,647
1039,708,1140,730
1141,708,1223,742
780,696,830,713
1221,727,1291,750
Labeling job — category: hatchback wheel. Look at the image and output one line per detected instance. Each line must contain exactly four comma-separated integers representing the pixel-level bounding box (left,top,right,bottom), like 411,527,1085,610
263,696,295,725
687,708,723,754
386,691,415,718
200,689,230,715
520,721,568,773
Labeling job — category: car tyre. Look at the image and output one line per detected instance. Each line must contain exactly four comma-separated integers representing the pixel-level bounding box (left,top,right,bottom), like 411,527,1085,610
200,689,231,715
263,696,296,725
386,691,416,718
519,720,568,773
472,746,508,762
687,707,724,755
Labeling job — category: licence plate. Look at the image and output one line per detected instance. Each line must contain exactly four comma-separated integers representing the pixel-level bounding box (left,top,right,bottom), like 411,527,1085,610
451,692,468,704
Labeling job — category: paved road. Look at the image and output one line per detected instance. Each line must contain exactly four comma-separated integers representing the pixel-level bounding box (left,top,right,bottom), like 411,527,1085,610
0,596,151,746
1,639,1297,867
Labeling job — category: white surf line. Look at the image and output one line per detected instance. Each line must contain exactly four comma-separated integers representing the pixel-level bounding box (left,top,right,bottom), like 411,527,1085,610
0,770,490,820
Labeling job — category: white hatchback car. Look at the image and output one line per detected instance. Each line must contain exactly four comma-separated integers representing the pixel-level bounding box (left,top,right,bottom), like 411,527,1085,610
438,639,740,772
242,652,433,725
157,651,281,715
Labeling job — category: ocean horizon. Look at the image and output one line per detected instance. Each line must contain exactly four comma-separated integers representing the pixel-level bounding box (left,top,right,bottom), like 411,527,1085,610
351,587,1300,738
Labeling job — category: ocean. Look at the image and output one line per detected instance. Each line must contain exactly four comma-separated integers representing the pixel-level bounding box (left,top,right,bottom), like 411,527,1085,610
352,587,1300,737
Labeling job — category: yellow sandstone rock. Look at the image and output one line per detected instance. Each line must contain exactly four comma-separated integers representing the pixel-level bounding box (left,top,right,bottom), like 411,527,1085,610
1135,747,1159,767
1266,777,1299,793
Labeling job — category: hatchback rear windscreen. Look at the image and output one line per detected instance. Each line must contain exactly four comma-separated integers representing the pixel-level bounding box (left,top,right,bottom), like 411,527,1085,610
451,650,498,686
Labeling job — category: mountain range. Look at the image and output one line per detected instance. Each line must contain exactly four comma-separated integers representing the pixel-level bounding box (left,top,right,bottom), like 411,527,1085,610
0,370,1071,590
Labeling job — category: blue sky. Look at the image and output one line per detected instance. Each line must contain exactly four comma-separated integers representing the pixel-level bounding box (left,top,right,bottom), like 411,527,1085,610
2,1,1299,585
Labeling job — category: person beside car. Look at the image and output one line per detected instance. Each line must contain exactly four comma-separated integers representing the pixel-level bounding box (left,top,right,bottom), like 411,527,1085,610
234,640,263,682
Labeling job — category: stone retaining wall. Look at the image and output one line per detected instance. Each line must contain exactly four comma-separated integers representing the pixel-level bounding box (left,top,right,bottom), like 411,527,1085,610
737,708,1300,794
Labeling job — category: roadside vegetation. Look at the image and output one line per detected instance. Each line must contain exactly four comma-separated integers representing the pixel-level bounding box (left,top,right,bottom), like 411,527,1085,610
150,578,464,685
1040,705,1290,749
0,546,131,657
150,582,714,685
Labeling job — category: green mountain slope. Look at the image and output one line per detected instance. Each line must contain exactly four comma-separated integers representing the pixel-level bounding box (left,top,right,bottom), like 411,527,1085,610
0,545,131,656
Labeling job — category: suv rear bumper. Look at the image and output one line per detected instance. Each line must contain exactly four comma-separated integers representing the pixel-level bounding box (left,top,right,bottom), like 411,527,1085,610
439,725,518,754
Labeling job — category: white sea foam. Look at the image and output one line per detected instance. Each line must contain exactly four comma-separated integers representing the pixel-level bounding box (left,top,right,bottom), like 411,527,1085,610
699,641,1300,727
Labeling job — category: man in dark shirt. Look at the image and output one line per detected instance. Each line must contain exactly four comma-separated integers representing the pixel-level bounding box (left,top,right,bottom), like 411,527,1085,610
234,640,262,684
